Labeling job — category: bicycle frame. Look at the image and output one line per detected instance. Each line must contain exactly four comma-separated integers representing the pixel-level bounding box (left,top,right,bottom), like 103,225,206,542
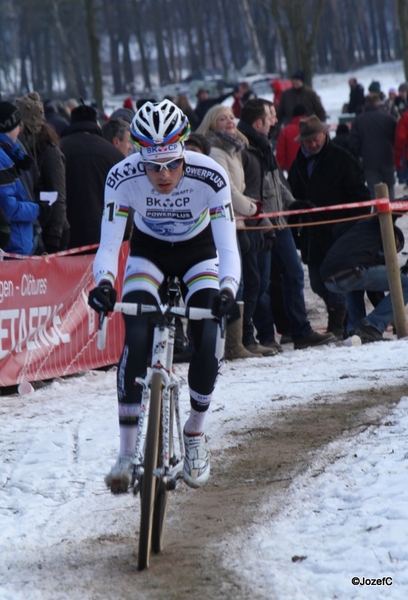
97,283,225,568
98,298,225,493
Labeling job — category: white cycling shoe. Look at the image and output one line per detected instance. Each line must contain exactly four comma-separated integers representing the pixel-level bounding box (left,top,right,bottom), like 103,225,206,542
183,431,210,488
105,455,134,494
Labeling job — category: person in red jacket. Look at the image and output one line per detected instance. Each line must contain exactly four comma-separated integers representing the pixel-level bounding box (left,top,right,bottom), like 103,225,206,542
394,109,408,187
276,104,307,172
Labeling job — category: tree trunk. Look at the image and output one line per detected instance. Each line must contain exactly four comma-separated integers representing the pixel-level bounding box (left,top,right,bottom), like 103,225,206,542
84,0,104,108
130,0,152,91
51,0,79,97
151,0,171,84
397,0,408,79
103,0,123,94
240,0,265,71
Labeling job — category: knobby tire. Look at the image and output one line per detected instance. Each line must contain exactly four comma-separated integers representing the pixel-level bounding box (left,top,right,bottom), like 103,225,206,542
151,390,174,553
138,372,162,571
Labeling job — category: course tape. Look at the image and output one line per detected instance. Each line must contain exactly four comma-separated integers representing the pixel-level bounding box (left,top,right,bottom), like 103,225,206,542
236,198,408,229
0,243,99,261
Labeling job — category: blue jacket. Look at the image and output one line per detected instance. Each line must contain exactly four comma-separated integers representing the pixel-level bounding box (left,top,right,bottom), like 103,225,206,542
0,134,39,255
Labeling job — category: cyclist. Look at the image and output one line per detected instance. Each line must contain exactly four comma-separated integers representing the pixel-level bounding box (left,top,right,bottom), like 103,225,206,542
88,100,241,493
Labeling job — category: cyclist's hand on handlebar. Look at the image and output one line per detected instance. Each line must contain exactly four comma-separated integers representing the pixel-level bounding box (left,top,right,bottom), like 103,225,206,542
88,282,117,313
211,289,239,321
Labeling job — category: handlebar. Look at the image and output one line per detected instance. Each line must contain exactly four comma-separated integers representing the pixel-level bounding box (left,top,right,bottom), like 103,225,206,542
97,302,222,351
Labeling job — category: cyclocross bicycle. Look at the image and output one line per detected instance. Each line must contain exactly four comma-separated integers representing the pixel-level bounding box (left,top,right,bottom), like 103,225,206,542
98,277,225,570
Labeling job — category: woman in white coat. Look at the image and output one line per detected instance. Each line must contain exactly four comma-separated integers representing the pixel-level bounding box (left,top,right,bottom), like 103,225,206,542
197,105,277,359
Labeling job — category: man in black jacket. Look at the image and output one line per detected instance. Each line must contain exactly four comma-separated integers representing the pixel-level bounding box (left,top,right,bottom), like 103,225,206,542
347,78,365,114
350,94,397,200
321,217,408,343
61,105,124,250
288,115,371,337
237,99,334,350
194,88,233,126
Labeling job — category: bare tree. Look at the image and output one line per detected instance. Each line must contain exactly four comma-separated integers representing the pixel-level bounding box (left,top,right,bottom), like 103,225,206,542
397,0,408,81
268,0,328,84
84,0,103,107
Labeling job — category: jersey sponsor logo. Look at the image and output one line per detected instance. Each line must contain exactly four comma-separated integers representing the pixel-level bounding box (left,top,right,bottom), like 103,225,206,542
144,143,179,155
146,210,192,220
172,188,193,196
106,161,143,188
146,196,190,208
184,165,227,191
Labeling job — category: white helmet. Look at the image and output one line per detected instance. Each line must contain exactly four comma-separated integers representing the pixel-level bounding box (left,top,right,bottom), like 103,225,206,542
130,100,190,148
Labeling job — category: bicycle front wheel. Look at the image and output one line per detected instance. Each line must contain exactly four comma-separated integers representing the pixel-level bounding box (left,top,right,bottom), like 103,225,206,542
138,372,162,571
151,389,174,554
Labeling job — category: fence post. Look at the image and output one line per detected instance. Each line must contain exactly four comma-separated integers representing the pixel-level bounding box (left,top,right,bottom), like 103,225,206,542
375,183,407,338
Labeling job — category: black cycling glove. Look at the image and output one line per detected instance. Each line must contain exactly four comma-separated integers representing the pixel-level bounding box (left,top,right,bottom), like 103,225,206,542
211,290,239,321
88,282,117,313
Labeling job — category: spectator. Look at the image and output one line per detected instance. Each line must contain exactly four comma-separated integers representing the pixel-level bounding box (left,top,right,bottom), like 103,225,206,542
321,216,407,343
0,101,48,255
0,205,10,250
350,94,397,200
276,69,327,126
231,82,256,119
65,98,79,116
332,123,351,152
60,104,124,250
275,103,307,172
136,98,157,110
102,118,133,157
194,87,233,126
367,81,386,107
384,88,399,118
176,94,199,131
43,99,69,136
184,132,211,155
197,104,266,358
394,107,408,188
109,107,134,124
347,78,365,114
288,115,371,338
123,97,135,112
15,92,70,253
238,99,334,350
394,82,408,118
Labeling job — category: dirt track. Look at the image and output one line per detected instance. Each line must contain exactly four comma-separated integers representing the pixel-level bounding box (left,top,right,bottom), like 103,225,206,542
20,383,407,600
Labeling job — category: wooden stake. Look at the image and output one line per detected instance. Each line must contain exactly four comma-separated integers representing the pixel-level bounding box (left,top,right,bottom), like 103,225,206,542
375,183,407,338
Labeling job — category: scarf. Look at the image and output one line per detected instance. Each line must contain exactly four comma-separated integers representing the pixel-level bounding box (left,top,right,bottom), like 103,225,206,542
208,129,246,152
237,120,277,172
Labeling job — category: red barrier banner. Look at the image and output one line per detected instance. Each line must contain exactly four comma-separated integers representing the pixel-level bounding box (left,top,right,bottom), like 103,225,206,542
0,245,128,387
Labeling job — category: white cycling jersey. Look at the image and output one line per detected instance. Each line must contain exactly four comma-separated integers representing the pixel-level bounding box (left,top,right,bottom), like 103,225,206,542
93,150,241,295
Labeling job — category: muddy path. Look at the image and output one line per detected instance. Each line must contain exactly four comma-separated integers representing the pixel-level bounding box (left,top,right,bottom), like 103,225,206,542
19,383,407,600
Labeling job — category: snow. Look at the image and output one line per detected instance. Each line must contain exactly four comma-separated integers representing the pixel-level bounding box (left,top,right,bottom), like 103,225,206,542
1,61,408,599
1,337,408,598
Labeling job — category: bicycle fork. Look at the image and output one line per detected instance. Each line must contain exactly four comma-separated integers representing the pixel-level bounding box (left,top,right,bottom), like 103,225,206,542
132,320,184,494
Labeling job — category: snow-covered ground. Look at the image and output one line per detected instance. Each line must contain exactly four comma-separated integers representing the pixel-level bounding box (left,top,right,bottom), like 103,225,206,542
1,338,408,599
1,61,408,599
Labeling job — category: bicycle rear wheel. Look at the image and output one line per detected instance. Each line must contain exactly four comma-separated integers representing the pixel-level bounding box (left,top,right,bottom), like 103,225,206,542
138,372,162,571
151,390,174,554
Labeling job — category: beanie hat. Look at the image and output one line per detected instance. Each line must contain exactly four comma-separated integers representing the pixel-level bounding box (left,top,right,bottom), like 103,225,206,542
291,70,305,83
70,105,98,124
398,82,408,93
368,81,381,94
110,107,134,123
0,101,21,133
14,92,44,134
123,97,134,111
